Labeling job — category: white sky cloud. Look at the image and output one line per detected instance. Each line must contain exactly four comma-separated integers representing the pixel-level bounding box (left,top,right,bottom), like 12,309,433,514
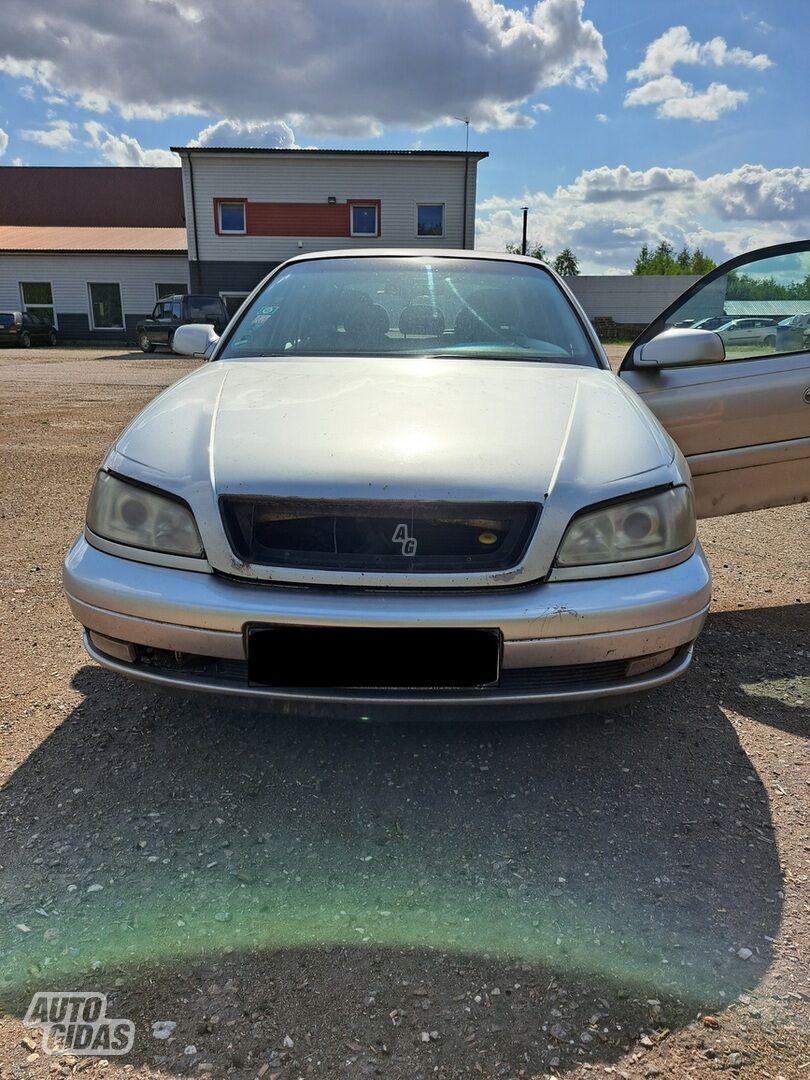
0,0,606,134
84,122,179,166
625,76,748,122
19,119,76,149
627,25,771,81
476,163,810,272
190,119,298,149
625,25,771,122
0,128,8,156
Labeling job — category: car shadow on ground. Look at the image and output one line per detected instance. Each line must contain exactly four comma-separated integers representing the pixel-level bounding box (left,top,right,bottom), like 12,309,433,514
96,348,179,361
0,605,805,1075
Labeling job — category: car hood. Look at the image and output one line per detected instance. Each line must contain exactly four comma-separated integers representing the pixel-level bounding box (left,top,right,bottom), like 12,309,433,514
110,356,678,585
115,356,671,502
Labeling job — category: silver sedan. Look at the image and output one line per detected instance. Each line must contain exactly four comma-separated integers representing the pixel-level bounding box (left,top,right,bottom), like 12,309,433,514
63,245,810,715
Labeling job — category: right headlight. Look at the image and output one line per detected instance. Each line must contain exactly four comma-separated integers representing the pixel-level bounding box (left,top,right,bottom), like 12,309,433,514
86,471,205,558
554,486,695,567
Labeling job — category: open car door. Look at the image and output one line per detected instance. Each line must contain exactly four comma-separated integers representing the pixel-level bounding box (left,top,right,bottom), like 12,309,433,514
618,240,810,518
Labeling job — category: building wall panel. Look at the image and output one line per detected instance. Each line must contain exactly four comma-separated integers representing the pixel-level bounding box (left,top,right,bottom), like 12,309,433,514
0,254,190,327
183,154,477,263
245,201,349,237
567,275,702,324
0,167,183,228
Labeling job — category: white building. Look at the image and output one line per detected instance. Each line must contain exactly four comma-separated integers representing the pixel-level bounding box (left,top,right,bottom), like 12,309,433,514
567,275,702,328
173,147,488,314
0,227,188,339
0,168,187,341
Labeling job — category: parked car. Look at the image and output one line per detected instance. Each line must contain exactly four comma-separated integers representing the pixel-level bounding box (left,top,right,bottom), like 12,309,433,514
135,294,229,353
690,316,729,331
0,311,57,348
715,317,777,348
63,243,810,717
775,312,810,353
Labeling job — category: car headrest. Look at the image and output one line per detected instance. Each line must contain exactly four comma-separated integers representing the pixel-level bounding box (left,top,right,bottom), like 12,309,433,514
455,288,520,339
399,303,445,337
343,302,390,341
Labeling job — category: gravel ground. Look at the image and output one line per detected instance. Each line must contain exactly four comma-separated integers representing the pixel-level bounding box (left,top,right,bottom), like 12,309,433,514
0,346,807,1080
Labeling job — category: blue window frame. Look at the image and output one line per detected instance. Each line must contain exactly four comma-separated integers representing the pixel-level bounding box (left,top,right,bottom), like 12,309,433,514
417,204,444,237
350,204,378,237
218,202,246,234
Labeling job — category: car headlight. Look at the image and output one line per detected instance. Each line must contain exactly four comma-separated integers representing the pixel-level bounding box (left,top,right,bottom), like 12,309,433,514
555,486,695,567
86,471,204,557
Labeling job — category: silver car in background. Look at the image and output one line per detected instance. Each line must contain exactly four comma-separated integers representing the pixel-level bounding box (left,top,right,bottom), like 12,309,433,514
63,243,810,715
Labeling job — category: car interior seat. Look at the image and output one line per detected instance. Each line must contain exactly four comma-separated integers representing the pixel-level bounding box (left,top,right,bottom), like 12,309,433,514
454,288,521,341
398,303,446,338
339,290,390,350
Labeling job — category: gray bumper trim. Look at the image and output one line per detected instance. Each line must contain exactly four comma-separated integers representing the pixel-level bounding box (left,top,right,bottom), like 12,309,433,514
82,630,695,708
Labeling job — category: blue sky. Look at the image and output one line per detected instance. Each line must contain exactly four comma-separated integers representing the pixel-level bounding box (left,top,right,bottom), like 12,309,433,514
0,0,807,272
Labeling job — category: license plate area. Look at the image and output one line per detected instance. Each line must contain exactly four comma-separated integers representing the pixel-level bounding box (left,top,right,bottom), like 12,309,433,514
247,626,501,689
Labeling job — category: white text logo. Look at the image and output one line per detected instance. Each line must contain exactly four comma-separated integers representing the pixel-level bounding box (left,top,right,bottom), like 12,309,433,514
24,992,135,1057
391,523,417,556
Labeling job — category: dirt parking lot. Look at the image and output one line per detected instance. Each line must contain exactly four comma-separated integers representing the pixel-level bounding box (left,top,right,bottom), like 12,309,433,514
0,346,808,1079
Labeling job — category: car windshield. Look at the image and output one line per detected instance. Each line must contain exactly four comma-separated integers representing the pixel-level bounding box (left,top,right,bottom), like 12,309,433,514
218,256,600,366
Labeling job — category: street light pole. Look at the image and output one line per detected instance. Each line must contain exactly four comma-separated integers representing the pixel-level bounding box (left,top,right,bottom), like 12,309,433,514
521,207,528,256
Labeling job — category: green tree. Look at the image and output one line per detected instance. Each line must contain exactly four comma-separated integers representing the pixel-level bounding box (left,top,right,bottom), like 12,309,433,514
632,241,716,275
553,248,580,276
676,245,692,272
648,240,676,274
690,247,717,275
632,243,652,275
506,241,547,261
725,271,810,300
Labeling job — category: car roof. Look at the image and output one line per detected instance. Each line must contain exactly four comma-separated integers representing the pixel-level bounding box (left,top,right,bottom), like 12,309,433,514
281,247,551,268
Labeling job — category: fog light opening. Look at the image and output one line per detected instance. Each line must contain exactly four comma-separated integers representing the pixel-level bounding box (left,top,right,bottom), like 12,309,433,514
88,631,138,664
625,649,677,678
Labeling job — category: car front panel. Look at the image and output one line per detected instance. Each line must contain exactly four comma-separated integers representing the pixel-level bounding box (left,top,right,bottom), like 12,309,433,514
64,534,710,710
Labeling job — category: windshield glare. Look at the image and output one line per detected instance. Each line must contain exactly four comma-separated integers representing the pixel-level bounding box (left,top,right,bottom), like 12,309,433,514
219,257,599,366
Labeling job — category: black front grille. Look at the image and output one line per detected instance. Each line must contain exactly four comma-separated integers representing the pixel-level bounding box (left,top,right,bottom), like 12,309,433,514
136,648,638,694
220,498,540,573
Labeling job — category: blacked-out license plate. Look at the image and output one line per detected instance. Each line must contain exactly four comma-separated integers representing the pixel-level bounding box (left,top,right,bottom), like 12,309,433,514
247,626,501,689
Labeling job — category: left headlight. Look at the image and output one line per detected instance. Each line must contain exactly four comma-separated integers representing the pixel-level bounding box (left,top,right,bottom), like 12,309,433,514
555,486,695,568
86,471,205,557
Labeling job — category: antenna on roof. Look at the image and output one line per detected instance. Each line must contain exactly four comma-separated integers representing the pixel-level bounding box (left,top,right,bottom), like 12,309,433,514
453,116,470,153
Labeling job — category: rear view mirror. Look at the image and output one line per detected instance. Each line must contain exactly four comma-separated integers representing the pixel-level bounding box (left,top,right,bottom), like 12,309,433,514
634,328,725,368
173,323,220,358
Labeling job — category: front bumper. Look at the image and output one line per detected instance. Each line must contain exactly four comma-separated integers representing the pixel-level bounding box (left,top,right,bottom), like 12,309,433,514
64,535,711,709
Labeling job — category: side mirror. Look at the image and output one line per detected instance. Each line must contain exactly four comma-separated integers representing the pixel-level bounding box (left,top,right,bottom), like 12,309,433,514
172,323,220,359
634,327,725,368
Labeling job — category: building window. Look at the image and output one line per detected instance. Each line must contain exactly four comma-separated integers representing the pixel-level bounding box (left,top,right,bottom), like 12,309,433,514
220,292,249,318
20,281,55,326
88,283,124,329
156,283,187,300
350,203,378,237
417,204,444,237
218,201,246,234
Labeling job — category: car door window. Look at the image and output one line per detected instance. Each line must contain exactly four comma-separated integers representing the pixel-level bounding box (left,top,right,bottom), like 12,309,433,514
619,240,810,517
628,245,810,365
